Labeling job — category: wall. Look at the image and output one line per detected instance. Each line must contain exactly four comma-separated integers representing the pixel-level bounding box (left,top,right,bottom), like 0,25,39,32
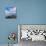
0,0,46,44
0,0,18,44
19,0,46,24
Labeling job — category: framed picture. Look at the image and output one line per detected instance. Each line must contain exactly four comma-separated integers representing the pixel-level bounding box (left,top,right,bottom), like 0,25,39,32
5,6,17,19
18,24,46,41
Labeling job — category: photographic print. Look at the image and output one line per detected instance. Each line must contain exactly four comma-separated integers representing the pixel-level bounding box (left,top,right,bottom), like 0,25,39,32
18,25,46,46
5,6,17,19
